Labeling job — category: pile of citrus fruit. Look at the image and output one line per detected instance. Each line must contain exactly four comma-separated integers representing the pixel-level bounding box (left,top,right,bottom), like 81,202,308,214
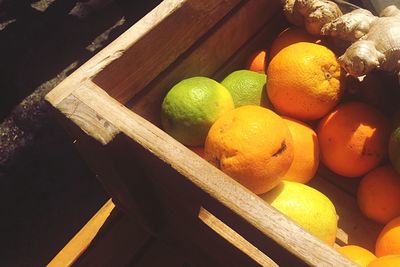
160,26,400,266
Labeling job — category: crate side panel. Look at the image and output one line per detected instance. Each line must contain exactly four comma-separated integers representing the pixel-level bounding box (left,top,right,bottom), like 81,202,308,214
128,0,282,125
93,0,244,104
69,81,358,266
309,175,382,252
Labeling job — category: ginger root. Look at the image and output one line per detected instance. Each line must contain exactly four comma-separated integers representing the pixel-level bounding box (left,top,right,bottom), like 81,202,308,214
282,1,400,82
282,0,342,35
321,8,376,42
336,6,400,79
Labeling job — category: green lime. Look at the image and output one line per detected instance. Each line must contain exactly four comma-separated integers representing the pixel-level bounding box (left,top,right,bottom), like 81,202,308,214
221,70,269,107
161,77,234,146
389,127,400,174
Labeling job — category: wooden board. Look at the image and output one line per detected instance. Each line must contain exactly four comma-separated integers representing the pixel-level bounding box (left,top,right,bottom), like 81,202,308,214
93,0,244,104
45,0,376,266
128,0,282,125
309,175,382,251
48,200,116,267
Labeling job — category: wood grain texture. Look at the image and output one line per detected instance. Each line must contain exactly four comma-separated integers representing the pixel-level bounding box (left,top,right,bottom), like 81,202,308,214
53,107,164,235
198,207,278,267
48,200,115,267
94,0,244,103
46,0,378,265
69,80,357,266
212,13,287,81
128,0,282,125
309,175,382,252
57,94,119,145
74,207,151,267
45,0,242,108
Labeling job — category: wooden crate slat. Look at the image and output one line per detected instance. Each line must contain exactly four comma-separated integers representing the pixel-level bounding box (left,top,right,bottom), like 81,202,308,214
65,79,358,266
198,207,278,267
309,175,382,252
45,0,384,265
48,200,116,267
46,0,242,106
128,0,282,125
74,208,151,267
52,102,163,234
92,0,244,104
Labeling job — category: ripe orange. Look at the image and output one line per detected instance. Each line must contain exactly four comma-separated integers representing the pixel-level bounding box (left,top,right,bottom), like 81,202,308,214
267,42,344,120
358,165,400,224
204,105,294,194
336,245,376,267
367,255,400,267
375,216,400,256
247,50,267,73
281,117,319,183
318,102,390,177
269,27,321,60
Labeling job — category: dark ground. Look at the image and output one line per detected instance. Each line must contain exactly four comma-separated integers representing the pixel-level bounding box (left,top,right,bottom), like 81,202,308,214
0,1,161,266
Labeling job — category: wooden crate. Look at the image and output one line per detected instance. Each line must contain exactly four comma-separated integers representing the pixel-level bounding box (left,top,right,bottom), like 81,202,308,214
48,200,193,266
46,0,382,266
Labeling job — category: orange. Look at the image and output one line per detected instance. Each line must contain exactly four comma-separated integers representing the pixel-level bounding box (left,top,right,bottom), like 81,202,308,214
281,117,319,183
318,102,390,177
247,50,267,73
267,42,344,120
358,165,400,224
204,105,293,194
336,245,376,267
367,255,400,267
375,216,400,256
269,27,321,60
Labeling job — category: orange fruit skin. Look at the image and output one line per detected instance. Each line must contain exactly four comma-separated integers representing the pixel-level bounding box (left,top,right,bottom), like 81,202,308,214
247,50,267,73
282,117,319,183
317,102,390,177
367,255,400,267
376,216,400,256
204,105,294,194
267,42,344,121
358,166,400,224
336,245,376,267
269,27,321,61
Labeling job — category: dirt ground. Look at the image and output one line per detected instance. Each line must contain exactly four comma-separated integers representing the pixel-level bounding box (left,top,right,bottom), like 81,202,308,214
0,1,160,266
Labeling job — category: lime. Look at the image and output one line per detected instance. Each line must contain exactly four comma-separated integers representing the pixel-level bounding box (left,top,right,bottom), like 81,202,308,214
161,77,234,146
221,70,269,107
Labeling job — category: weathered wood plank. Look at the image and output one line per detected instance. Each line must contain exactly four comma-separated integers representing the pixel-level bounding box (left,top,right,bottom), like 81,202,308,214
128,0,282,125
69,81,357,266
46,0,242,107
309,175,382,252
94,0,245,104
198,207,278,267
57,94,119,145
74,208,151,267
48,200,115,267
50,100,163,234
